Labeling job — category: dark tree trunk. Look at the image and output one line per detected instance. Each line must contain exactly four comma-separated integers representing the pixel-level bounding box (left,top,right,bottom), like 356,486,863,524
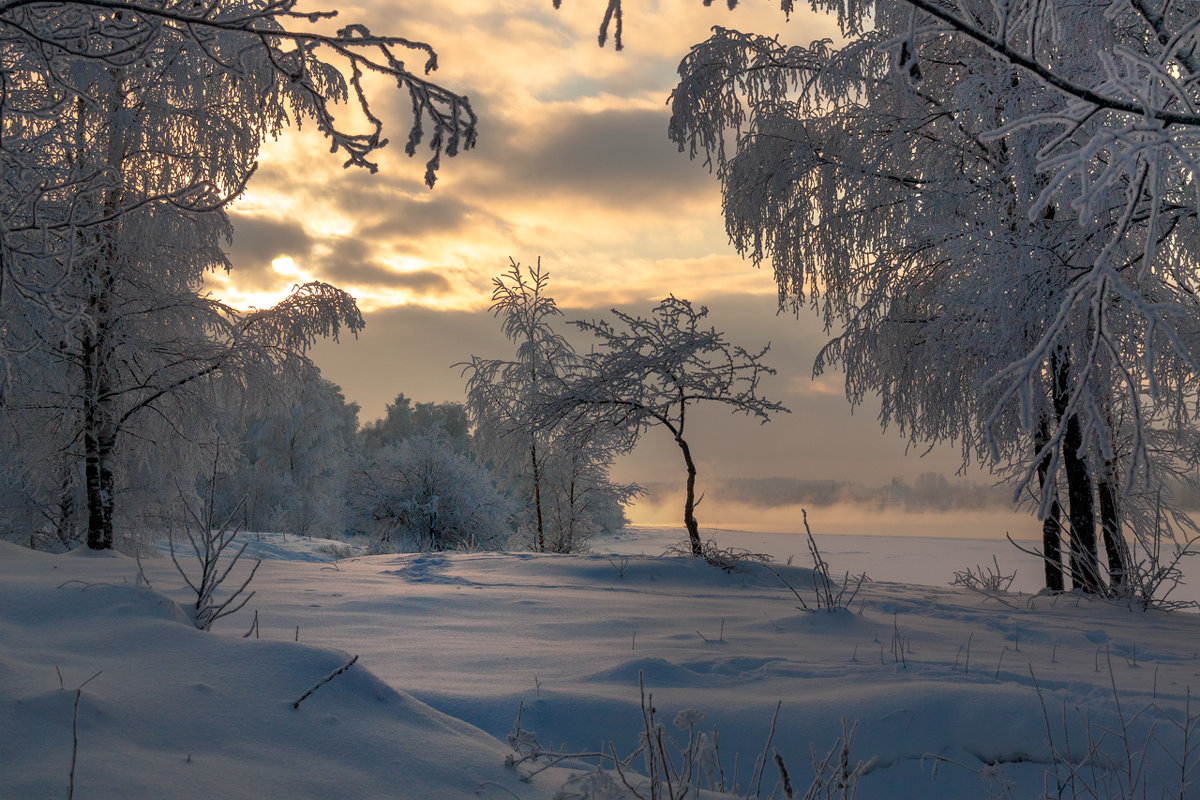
79,74,122,551
1063,412,1100,592
564,478,577,554
83,333,115,550
676,434,701,556
1035,417,1065,591
1097,463,1128,589
55,463,78,544
81,261,118,550
530,440,545,552
1052,349,1101,593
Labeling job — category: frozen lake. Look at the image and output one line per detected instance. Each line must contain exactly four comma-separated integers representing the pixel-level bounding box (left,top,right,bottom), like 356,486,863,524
603,523,1200,606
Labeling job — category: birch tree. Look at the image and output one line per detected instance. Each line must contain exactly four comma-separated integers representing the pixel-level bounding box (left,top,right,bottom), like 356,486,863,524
463,260,637,553
0,0,475,363
546,296,788,556
665,0,1200,593
0,0,476,549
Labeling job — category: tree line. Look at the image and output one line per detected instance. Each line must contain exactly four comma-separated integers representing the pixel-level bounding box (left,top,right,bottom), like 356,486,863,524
0,366,634,554
1,255,790,555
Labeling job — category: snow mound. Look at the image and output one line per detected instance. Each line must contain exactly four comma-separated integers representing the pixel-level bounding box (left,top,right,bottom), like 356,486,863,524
0,548,556,799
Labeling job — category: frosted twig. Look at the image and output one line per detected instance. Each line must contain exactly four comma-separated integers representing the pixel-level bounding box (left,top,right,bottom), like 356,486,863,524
292,655,359,709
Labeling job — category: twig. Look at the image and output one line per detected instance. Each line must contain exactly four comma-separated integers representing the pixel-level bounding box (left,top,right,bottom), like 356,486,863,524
293,655,359,709
751,700,782,797
67,671,101,800
243,609,259,639
774,750,795,799
69,688,81,800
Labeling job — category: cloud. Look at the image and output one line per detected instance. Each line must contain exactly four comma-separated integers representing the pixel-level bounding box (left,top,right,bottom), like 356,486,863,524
354,194,481,240
467,105,712,210
225,215,315,288
308,303,506,421
326,261,453,295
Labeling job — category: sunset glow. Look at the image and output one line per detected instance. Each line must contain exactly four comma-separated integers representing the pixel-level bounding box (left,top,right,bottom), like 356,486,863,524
211,2,1018,536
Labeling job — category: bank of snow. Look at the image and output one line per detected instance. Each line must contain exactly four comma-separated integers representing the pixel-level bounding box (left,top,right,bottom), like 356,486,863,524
2,529,1198,799
0,542,554,800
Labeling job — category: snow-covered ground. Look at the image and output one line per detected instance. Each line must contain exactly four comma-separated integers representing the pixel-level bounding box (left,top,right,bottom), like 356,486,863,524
3,526,1199,799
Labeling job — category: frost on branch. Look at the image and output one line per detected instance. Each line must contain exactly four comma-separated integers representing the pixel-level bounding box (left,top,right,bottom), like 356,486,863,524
238,281,364,356
0,0,477,180
0,0,475,382
551,1,798,50
667,5,1200,595
543,296,788,556
462,260,638,553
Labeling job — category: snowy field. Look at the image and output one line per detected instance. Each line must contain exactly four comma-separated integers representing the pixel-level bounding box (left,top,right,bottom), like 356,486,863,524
3,526,1200,799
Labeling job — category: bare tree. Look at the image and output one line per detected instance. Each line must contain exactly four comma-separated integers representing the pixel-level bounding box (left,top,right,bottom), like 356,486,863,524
546,297,788,556
463,260,636,553
169,448,260,631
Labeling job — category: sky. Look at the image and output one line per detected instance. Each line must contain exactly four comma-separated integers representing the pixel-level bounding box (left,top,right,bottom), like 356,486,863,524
205,1,1031,535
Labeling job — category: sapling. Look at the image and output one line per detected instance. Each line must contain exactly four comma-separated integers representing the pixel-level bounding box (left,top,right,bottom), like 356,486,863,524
951,555,1017,603
168,457,260,631
762,511,865,613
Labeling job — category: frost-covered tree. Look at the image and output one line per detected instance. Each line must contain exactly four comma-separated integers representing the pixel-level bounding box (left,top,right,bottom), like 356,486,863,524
532,422,641,553
546,297,788,556
665,0,1200,593
876,0,1200,593
0,0,474,364
3,272,363,550
360,394,471,455
348,430,513,552
218,373,360,537
0,0,475,549
463,260,637,553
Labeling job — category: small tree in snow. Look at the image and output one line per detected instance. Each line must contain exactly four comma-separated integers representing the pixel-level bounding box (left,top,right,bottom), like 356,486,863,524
546,297,788,556
169,448,260,631
463,260,636,553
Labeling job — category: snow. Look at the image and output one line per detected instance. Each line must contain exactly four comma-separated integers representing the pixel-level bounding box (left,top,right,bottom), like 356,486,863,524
3,527,1199,798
